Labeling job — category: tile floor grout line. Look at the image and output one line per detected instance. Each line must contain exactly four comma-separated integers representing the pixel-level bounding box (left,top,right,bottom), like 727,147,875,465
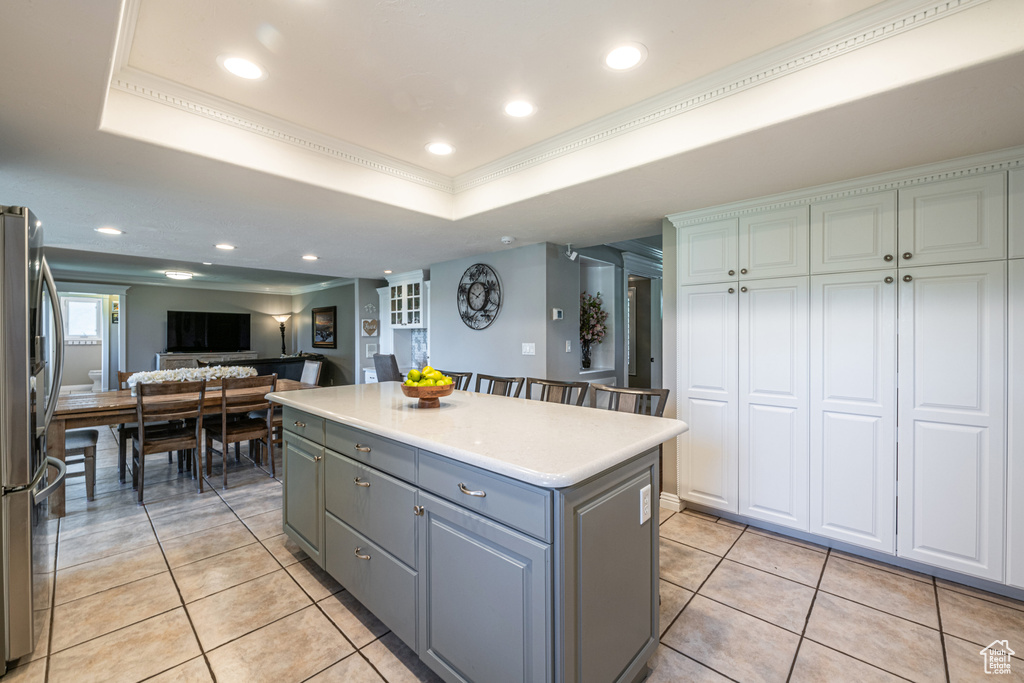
48,605,182,657
934,582,1024,614
785,546,831,682
656,638,743,682
800,637,919,682
714,554,823,590
54,539,161,573
933,578,951,683
830,551,934,585
814,586,942,631
743,526,829,554
142,498,219,683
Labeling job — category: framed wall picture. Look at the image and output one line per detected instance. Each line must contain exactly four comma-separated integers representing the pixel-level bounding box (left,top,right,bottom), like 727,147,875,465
312,306,337,349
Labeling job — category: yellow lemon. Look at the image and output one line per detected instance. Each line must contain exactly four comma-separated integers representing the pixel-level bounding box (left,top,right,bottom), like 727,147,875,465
407,369,422,382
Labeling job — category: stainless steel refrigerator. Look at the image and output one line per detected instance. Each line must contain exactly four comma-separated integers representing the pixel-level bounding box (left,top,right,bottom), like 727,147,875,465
0,205,67,672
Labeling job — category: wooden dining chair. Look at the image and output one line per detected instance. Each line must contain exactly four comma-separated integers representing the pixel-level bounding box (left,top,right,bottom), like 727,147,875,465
589,384,670,417
524,378,589,406
205,374,278,488
373,353,403,382
474,374,524,398
435,370,472,391
300,360,323,385
132,380,206,505
117,370,169,483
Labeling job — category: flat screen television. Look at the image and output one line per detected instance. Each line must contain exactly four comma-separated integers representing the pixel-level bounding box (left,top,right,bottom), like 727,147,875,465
166,311,251,353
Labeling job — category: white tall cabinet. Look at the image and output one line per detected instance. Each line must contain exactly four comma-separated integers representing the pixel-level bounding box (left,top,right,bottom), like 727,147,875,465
672,159,1020,585
896,261,1006,580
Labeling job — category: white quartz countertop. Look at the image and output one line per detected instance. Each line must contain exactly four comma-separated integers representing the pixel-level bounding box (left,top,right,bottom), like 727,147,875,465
267,382,688,488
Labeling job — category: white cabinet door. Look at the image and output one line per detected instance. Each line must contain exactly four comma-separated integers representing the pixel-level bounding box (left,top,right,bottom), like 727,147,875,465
897,173,1007,266
1008,260,1024,588
1011,168,1024,259
677,219,739,284
809,271,897,553
677,283,739,513
738,277,809,530
897,261,1006,581
810,192,897,274
739,207,809,280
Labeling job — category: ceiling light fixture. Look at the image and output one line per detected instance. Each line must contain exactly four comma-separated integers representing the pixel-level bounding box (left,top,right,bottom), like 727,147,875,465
165,271,194,280
426,142,454,155
383,270,392,274
202,262,213,265
564,243,578,261
217,55,266,80
504,100,535,117
215,243,235,250
302,255,319,261
95,227,123,235
605,43,647,71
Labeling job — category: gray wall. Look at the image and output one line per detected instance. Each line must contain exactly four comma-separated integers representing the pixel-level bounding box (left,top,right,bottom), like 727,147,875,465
429,243,549,379
124,285,292,372
355,278,386,381
62,343,102,386
292,283,356,386
544,243,583,381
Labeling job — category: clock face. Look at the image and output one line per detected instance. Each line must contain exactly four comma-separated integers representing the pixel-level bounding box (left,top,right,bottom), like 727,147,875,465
457,264,501,329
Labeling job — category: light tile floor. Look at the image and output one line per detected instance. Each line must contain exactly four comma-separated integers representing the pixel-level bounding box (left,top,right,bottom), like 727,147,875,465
6,428,1024,682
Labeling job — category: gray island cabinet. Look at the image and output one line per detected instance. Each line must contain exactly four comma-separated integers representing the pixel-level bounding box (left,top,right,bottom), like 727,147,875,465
268,383,688,683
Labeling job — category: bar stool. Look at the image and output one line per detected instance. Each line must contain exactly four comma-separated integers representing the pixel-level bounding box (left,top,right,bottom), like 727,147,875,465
65,428,99,501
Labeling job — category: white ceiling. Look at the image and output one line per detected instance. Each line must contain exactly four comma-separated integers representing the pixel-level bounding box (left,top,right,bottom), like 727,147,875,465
2,0,1023,282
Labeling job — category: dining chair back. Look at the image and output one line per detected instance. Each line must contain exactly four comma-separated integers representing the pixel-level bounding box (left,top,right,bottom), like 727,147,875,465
205,374,278,488
117,370,133,390
373,354,403,382
64,429,98,501
589,384,670,417
300,360,323,385
132,380,206,504
524,378,589,406
116,370,144,482
435,370,472,391
474,374,524,398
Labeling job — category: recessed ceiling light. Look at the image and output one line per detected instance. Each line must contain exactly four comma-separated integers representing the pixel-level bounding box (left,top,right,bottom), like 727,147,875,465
202,262,213,266
215,243,235,250
504,100,535,117
302,255,319,261
384,270,392,274
426,142,454,156
165,271,193,280
605,43,647,71
95,227,123,235
217,55,266,80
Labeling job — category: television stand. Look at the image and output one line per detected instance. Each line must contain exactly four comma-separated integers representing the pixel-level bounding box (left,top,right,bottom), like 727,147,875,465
155,351,258,370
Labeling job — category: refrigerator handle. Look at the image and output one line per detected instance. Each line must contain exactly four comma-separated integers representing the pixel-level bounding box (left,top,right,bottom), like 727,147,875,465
33,456,67,504
40,255,64,429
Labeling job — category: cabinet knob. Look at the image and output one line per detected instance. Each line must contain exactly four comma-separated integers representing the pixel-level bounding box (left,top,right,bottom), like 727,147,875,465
458,482,487,498
293,421,306,428
902,252,913,260
728,270,735,276
354,547,371,561
884,254,894,262
903,274,913,282
355,444,371,453
740,268,748,275
740,286,748,293
313,455,322,462
354,477,371,487
884,276,894,284
728,288,735,294
413,505,425,516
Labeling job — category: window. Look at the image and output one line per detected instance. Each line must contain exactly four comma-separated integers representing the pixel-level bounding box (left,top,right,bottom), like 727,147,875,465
62,296,102,340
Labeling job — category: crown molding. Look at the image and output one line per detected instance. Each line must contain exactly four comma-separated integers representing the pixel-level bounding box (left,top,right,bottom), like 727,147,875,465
621,252,663,279
667,144,1024,228
107,0,988,205
50,269,353,296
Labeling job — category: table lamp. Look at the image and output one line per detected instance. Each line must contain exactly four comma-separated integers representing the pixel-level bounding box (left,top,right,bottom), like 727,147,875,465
273,314,291,356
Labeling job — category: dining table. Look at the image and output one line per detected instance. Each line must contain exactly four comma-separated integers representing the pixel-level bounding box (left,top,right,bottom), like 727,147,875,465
46,378,318,516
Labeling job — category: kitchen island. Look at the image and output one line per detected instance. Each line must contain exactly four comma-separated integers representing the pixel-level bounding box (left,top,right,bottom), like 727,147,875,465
267,383,687,683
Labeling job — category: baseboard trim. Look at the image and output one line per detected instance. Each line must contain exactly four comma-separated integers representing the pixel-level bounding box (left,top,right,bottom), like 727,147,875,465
659,492,682,512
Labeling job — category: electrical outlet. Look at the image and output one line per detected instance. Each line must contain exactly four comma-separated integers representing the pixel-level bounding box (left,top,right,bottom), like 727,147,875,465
640,484,652,524
565,340,571,353
522,342,536,356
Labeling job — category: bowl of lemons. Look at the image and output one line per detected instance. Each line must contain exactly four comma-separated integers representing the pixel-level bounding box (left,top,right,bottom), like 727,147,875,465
400,366,455,408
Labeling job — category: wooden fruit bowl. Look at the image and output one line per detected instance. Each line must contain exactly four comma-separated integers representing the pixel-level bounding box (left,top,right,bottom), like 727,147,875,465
400,382,454,409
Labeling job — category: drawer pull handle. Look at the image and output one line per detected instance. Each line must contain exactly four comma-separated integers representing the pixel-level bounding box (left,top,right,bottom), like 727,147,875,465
902,252,912,260
728,288,735,294
414,505,425,516
884,276,894,284
293,421,306,428
354,477,371,487
903,274,913,282
355,444,372,453
354,547,370,561
884,254,894,262
458,482,486,498
728,270,735,276
313,455,322,462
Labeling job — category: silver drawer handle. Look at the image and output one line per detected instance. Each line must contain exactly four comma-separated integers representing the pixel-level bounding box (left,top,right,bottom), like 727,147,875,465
293,421,306,428
458,482,486,498
354,477,371,487
355,444,371,453
354,547,370,560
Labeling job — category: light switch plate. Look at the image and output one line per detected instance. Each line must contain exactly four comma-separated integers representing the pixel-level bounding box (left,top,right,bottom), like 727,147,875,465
522,342,536,355
565,340,571,352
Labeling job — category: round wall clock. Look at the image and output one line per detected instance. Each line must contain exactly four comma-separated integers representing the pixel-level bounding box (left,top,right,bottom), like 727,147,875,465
457,263,502,330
